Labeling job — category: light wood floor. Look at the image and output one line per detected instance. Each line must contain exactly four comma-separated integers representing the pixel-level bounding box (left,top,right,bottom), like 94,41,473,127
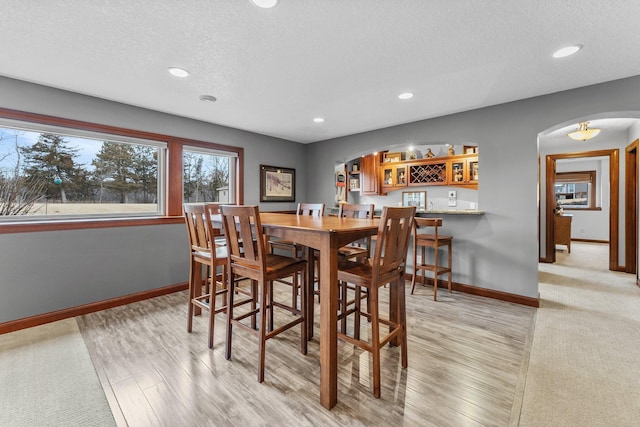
78,280,535,427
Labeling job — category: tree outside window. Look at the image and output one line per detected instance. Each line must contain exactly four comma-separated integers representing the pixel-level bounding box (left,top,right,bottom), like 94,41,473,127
0,125,161,217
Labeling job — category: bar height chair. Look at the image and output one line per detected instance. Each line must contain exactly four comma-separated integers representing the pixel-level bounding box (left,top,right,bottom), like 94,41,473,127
337,206,415,398
337,203,375,261
269,203,324,308
411,217,453,301
221,204,308,383
336,203,375,333
183,203,228,348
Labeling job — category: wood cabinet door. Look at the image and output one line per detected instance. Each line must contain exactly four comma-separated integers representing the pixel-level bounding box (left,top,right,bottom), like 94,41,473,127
360,153,379,195
381,164,408,190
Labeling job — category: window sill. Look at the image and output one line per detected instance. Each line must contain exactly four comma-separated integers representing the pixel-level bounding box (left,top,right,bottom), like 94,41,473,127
0,216,184,234
561,207,602,211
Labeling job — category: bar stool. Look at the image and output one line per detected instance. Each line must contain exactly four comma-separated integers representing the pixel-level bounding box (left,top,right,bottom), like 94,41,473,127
269,203,324,308
336,203,375,333
337,206,415,398
183,203,228,348
221,204,308,383
411,217,452,301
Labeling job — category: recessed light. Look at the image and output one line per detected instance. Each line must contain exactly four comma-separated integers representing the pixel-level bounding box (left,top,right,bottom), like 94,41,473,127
250,0,278,8
168,67,190,78
313,117,324,123
398,92,414,100
553,44,582,59
199,95,217,103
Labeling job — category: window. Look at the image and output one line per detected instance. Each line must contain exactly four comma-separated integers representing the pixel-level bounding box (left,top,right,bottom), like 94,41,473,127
0,108,243,229
555,171,597,209
0,123,164,219
183,146,236,204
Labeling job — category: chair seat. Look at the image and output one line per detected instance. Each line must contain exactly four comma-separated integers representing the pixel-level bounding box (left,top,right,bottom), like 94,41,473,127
338,259,402,288
415,233,452,243
269,239,297,248
233,253,306,279
338,245,369,259
193,245,228,262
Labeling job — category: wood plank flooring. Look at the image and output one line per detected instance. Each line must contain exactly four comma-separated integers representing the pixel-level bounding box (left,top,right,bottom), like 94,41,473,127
77,281,534,427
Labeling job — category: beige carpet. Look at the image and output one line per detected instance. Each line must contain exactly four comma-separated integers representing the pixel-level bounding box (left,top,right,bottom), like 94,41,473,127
0,318,116,427
518,243,640,426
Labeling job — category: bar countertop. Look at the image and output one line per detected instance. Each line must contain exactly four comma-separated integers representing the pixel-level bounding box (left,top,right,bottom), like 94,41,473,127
327,207,484,216
416,210,485,216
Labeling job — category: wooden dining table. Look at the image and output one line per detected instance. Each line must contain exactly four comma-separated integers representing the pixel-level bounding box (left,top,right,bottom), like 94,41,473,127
258,212,379,409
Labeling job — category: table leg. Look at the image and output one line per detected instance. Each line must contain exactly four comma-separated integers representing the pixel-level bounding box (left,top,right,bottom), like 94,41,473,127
318,236,338,409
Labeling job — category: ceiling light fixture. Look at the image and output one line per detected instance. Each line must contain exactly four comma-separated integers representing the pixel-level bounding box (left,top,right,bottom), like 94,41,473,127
250,0,278,8
167,67,190,78
568,121,601,141
199,95,217,103
553,44,582,59
398,92,414,100
313,117,325,123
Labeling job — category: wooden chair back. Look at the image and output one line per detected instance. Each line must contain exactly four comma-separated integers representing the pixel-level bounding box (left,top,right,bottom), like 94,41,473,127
338,203,375,251
184,203,213,255
338,203,375,219
297,203,325,217
203,203,223,235
371,206,416,276
220,204,267,281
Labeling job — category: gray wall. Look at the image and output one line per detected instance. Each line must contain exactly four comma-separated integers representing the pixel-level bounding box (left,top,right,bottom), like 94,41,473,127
2,74,640,322
0,76,306,323
306,75,640,298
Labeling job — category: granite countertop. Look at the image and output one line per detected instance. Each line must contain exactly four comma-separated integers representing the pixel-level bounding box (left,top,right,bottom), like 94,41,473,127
328,207,484,216
416,210,484,215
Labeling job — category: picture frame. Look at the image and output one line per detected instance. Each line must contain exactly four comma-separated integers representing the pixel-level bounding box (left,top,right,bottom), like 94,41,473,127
402,190,427,211
463,145,477,154
384,152,403,162
260,164,295,202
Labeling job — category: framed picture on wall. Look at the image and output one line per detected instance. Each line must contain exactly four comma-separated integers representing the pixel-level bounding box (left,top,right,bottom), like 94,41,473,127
402,191,426,211
463,145,477,154
260,164,296,202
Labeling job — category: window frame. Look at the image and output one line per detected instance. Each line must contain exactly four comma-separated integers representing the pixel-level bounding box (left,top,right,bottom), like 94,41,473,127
0,107,244,234
0,119,167,220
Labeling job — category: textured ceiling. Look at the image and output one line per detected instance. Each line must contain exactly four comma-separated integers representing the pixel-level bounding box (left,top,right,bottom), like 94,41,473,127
1,1,640,143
